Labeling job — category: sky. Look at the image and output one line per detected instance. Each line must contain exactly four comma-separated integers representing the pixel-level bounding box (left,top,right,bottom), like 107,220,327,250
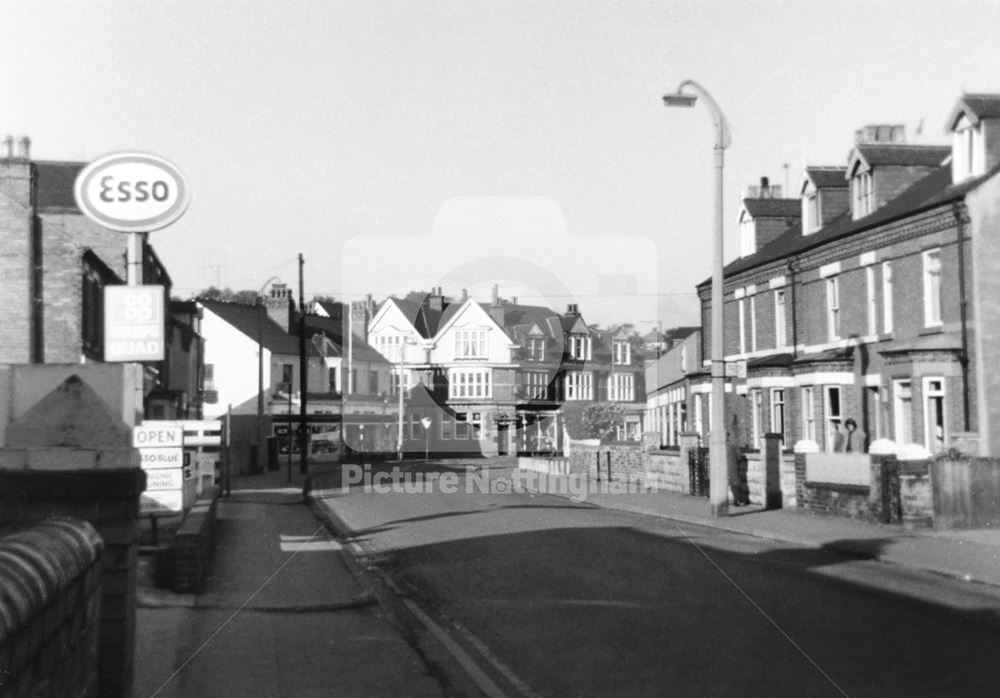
4,0,999,331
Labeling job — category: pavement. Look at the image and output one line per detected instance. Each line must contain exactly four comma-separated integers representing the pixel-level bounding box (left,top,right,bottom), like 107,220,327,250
134,460,445,698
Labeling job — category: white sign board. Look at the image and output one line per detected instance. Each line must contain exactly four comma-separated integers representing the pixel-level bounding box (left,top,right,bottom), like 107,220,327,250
105,285,165,362
139,448,183,469
73,152,191,233
145,468,184,491
133,426,183,449
141,491,183,514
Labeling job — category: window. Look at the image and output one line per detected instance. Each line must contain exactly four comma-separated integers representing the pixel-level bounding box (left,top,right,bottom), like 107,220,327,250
823,386,842,452
569,334,591,361
805,192,821,233
375,334,405,362
440,416,453,440
527,337,545,361
882,262,894,333
609,374,634,402
455,330,487,359
469,412,484,439
449,369,492,399
893,379,913,445
801,387,816,441
693,393,705,437
409,413,422,439
853,170,873,219
368,372,379,395
867,387,882,442
866,266,877,336
770,389,786,443
523,371,549,400
390,369,410,396
750,389,763,448
82,263,105,358
328,367,337,393
281,363,294,389
565,371,593,400
455,412,470,439
774,289,786,348
923,249,942,327
748,295,757,352
923,377,947,453
739,211,756,257
613,340,631,366
826,276,840,341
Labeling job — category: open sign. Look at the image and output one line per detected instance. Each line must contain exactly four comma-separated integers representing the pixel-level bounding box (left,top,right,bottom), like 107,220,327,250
74,152,191,232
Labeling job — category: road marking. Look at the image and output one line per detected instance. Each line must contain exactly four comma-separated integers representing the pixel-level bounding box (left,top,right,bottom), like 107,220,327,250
280,534,341,552
402,599,510,698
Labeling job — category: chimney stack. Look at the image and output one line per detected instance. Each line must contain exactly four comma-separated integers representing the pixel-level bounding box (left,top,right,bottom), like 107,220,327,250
264,282,295,333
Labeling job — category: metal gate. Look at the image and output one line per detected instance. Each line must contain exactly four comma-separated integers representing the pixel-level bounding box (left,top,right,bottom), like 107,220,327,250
688,447,710,497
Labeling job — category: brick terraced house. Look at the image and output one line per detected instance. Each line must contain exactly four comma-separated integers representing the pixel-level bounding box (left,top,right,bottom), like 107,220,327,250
653,93,1000,459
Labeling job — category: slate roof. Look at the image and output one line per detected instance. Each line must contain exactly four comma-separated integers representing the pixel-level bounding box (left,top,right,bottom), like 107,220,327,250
853,144,950,168
304,314,388,364
34,161,84,212
947,93,1000,127
743,198,801,218
804,167,848,188
201,299,304,355
701,160,1000,285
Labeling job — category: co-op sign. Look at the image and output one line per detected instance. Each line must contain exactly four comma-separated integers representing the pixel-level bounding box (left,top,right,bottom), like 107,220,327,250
74,152,191,362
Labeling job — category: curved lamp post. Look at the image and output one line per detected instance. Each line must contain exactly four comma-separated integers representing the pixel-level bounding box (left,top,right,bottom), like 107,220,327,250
256,275,282,473
663,80,731,517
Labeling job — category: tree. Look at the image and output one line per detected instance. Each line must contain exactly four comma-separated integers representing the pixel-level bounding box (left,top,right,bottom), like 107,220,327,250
562,402,625,442
196,287,258,304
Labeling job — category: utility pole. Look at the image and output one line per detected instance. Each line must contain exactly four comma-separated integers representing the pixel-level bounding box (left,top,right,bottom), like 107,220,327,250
298,253,308,476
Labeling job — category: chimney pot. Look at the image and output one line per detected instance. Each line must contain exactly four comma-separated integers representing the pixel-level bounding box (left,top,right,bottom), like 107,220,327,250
1,136,12,159
16,136,30,160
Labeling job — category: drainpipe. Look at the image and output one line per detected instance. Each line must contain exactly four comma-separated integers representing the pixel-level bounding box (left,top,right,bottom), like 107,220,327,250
953,202,972,431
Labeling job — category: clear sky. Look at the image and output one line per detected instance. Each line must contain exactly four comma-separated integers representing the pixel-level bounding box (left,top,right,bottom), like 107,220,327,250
4,0,998,330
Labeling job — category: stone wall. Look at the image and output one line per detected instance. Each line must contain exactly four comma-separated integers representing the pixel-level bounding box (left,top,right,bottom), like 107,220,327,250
646,449,686,492
0,519,104,698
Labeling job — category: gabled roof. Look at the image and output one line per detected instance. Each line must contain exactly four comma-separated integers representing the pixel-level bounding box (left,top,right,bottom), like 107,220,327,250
200,298,303,355
703,160,1000,284
947,93,1000,129
850,144,950,171
742,198,801,218
804,166,848,189
380,297,444,338
35,161,84,212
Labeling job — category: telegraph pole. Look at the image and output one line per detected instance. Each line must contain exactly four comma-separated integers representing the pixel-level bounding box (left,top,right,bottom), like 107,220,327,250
298,253,308,476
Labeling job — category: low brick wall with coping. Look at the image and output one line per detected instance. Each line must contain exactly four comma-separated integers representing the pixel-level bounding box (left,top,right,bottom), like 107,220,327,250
167,487,220,593
0,518,104,698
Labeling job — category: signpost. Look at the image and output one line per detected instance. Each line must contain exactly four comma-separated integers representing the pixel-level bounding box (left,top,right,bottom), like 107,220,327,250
135,425,184,543
104,285,166,362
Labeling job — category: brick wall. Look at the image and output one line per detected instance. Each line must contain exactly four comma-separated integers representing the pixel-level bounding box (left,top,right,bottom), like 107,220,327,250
170,490,219,593
0,519,104,698
0,159,34,364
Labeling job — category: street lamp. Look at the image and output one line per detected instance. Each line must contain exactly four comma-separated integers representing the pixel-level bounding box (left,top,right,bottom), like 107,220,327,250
663,79,731,517
256,275,282,474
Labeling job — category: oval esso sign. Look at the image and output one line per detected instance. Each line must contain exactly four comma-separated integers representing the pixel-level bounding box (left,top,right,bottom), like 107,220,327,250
74,152,191,233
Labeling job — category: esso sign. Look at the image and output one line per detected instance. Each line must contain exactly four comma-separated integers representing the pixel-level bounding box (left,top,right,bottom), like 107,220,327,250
74,152,191,233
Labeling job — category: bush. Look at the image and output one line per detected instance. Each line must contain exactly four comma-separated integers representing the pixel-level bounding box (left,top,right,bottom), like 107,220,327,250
562,402,625,442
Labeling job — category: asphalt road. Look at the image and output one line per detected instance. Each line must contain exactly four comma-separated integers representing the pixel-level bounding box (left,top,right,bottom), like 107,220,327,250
316,463,1000,697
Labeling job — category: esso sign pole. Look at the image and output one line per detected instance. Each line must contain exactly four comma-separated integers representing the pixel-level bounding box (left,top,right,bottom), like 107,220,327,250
74,152,191,286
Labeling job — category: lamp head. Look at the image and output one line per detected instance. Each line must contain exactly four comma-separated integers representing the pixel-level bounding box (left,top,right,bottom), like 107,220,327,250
663,92,697,108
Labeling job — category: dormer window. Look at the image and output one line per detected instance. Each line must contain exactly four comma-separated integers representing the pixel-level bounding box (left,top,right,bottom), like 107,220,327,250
613,340,630,366
952,115,981,183
738,209,756,257
527,337,545,361
852,169,873,220
455,329,487,359
803,190,820,233
569,334,591,361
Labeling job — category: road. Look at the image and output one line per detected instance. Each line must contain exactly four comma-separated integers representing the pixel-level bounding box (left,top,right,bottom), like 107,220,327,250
314,462,1000,697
